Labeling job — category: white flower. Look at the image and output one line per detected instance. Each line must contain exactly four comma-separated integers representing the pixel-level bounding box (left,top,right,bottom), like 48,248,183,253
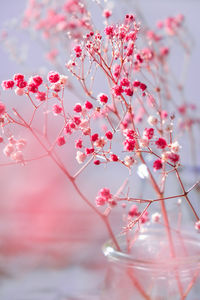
139,138,149,148
94,137,106,148
15,87,25,96
151,212,161,223
59,75,68,85
148,115,158,126
124,156,135,167
137,164,149,179
170,141,181,153
76,151,86,164
11,151,24,162
3,144,14,157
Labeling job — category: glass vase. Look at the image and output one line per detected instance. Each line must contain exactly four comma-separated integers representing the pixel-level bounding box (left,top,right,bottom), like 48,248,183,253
102,227,200,300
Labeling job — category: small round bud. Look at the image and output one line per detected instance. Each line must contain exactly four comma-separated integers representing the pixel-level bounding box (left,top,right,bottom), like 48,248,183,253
57,136,66,146
105,131,113,140
15,87,25,96
148,115,158,126
151,212,161,223
110,154,118,162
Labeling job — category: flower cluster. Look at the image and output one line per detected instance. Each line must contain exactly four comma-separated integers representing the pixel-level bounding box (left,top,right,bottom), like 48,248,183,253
0,2,200,267
3,136,26,163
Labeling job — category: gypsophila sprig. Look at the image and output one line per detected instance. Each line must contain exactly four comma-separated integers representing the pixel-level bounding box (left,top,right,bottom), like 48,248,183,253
1,2,200,298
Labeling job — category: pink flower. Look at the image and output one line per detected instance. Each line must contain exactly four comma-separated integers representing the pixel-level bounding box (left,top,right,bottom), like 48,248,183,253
168,152,180,164
178,105,187,115
124,139,136,152
73,116,81,126
47,71,60,83
94,137,106,148
96,196,106,206
50,83,61,92
110,154,118,161
16,79,27,88
126,42,134,56
104,25,114,37
28,83,38,93
133,80,140,87
85,101,93,109
140,83,147,91
74,103,82,113
160,47,170,56
74,45,82,57
129,205,140,217
1,80,14,90
113,64,120,78
103,9,112,18
140,211,149,224
161,110,168,119
69,122,76,129
65,123,72,135
136,54,143,63
85,148,94,155
120,78,130,87
13,74,24,82
105,131,113,140
0,102,6,115
97,93,108,104
53,104,62,114
155,138,167,149
123,129,135,139
143,128,154,140
57,136,66,146
91,133,99,142
75,139,83,149
112,85,124,96
99,188,112,200
32,75,43,86
153,159,163,171
124,88,133,96
36,91,46,101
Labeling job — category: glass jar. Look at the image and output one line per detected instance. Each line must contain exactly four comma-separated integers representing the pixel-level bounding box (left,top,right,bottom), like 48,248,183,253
102,227,200,300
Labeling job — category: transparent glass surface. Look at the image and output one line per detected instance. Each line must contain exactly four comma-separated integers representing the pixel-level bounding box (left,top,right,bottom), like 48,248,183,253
102,228,200,300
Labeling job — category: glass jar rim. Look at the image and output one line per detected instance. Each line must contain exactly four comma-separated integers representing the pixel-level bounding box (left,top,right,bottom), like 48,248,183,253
102,228,200,270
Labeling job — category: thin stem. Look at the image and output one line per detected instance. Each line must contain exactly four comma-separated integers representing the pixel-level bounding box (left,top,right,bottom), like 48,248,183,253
0,153,48,167
73,155,94,179
175,168,199,221
11,108,121,250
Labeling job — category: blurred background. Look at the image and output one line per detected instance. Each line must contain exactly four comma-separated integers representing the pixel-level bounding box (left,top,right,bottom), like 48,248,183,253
0,0,200,299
